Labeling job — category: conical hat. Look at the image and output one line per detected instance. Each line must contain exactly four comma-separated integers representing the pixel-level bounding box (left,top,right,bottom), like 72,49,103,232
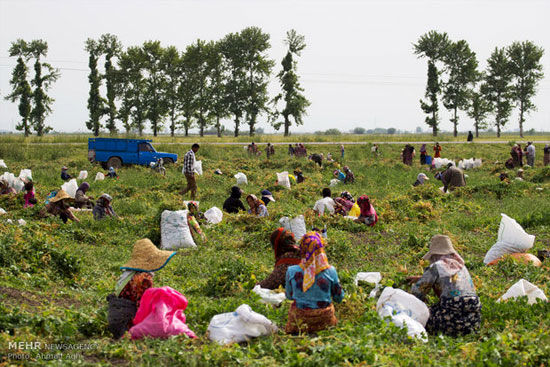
120,239,176,272
50,189,71,203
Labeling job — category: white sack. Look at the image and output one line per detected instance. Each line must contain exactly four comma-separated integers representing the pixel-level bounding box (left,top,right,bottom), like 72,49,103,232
0,160,6,168
433,158,455,169
207,304,278,345
78,170,88,180
483,213,535,264
378,305,428,342
279,215,307,242
234,172,248,186
95,172,105,181
61,179,78,198
194,160,203,175
497,279,548,305
13,178,25,193
160,210,197,250
18,169,32,181
0,208,6,215
329,178,340,187
473,158,482,168
252,285,286,306
17,219,26,226
354,272,382,298
376,287,430,327
204,206,223,224
276,171,291,189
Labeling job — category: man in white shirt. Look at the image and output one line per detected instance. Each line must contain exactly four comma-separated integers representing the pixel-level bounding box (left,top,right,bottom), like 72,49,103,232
526,142,536,167
313,188,336,216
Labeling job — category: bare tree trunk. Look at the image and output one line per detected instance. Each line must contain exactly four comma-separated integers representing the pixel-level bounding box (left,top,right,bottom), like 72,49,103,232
496,122,501,138
475,122,479,138
284,115,290,137
453,107,458,137
234,117,239,137
432,124,437,137
216,116,221,137
519,102,524,138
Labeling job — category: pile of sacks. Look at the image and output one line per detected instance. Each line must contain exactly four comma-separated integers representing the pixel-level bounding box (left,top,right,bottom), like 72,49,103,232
458,158,482,170
0,169,33,193
432,158,455,169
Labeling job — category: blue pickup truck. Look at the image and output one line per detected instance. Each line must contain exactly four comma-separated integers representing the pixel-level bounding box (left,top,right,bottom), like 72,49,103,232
88,138,178,169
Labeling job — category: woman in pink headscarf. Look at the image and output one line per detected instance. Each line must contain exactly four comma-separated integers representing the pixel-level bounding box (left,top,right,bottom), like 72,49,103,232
354,195,378,226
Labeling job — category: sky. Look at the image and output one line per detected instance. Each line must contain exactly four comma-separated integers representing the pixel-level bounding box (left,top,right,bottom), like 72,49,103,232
0,0,549,135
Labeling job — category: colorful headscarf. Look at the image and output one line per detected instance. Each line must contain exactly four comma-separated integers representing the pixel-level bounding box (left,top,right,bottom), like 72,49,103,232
271,228,300,266
246,194,264,215
299,232,330,292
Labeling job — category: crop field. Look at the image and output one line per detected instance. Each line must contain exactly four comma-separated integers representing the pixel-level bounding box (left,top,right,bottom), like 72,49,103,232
0,137,549,366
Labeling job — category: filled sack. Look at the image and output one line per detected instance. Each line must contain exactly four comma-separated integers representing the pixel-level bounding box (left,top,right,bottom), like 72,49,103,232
0,160,6,169
207,304,278,345
78,170,88,180
204,206,223,224
61,179,78,198
234,172,248,186
279,215,307,242
497,279,548,305
276,171,291,189
348,203,361,217
160,210,197,249
193,160,203,175
252,285,286,306
376,287,430,327
483,214,535,265
432,158,455,169
95,172,105,181
0,208,6,215
354,272,382,298
129,287,197,340
329,178,340,187
18,169,32,181
378,304,428,342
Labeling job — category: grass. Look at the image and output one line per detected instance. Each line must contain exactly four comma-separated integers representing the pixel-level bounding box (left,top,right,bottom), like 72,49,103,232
0,136,549,366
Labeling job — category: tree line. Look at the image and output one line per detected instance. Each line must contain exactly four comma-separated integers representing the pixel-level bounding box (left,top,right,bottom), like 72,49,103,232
414,30,544,138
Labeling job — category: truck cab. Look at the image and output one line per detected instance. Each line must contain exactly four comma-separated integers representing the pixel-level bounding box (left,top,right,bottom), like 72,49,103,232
88,138,178,169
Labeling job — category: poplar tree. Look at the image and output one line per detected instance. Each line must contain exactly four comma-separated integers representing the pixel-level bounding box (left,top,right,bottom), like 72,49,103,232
483,47,513,137
100,33,122,134
467,88,491,138
142,41,168,137
207,40,229,137
118,47,147,135
162,45,182,137
84,38,105,136
5,40,32,136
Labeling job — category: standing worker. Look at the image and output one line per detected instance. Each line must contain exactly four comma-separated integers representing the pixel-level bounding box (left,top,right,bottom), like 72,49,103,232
433,142,442,158
340,144,345,159
525,142,535,167
182,143,200,200
467,131,473,142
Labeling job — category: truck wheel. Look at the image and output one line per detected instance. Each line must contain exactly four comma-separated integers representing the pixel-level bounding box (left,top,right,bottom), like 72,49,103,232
107,157,122,169
163,158,174,165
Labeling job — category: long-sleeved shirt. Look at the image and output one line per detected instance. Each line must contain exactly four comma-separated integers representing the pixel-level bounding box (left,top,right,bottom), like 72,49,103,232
442,166,466,191
93,202,117,220
183,150,195,175
412,262,477,301
285,265,344,309
248,204,268,217
223,196,246,213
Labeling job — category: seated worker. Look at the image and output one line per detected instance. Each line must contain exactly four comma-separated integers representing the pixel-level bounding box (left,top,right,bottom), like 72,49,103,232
106,167,119,179
409,235,481,336
223,186,246,213
40,189,79,223
334,191,355,216
258,228,301,290
185,201,206,242
260,189,276,207
313,188,336,216
413,173,429,187
247,194,268,218
310,153,323,167
354,195,378,226
74,182,94,209
23,181,37,208
61,166,72,181
441,163,466,192
108,238,177,339
333,169,346,182
294,169,305,184
93,193,117,220
343,166,355,184
499,172,510,183
0,179,16,195
326,153,334,162
516,168,524,181
285,232,344,334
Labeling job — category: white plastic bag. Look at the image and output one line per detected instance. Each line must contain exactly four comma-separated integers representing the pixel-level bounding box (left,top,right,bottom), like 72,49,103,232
497,279,548,305
0,160,6,168
0,208,6,215
483,213,535,264
204,206,223,224
329,178,340,187
354,272,382,298
95,172,105,181
473,158,482,168
207,304,278,345
78,170,88,180
160,210,197,250
13,178,25,193
376,287,430,327
378,304,428,342
18,169,32,182
17,219,26,226
252,285,286,306
61,179,78,198
194,161,203,175
234,172,248,186
279,215,307,242
276,171,291,189
432,158,455,169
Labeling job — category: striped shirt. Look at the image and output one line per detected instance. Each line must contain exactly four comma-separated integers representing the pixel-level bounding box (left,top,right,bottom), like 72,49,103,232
183,150,195,174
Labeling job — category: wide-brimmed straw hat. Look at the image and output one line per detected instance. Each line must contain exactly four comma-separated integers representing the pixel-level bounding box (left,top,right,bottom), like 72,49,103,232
50,189,71,203
422,235,457,260
120,239,176,272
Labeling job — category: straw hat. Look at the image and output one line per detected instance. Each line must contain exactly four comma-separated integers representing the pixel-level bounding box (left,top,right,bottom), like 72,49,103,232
422,235,457,260
120,239,176,272
50,189,71,203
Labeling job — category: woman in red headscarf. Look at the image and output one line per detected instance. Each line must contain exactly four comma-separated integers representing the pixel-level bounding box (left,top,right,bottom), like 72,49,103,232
258,228,301,290
354,195,378,226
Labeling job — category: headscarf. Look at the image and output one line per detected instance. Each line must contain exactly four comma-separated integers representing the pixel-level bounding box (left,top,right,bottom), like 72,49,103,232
357,195,377,224
246,194,264,215
230,186,242,199
78,182,90,193
340,191,354,202
431,253,465,277
270,228,300,266
417,173,428,185
109,167,116,173
335,197,354,211
420,144,427,153
299,232,330,292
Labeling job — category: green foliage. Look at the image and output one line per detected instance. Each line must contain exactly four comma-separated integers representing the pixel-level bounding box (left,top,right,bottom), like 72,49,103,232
84,38,105,136
483,47,513,138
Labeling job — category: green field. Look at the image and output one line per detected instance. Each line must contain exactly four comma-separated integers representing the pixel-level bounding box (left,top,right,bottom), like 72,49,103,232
0,137,549,366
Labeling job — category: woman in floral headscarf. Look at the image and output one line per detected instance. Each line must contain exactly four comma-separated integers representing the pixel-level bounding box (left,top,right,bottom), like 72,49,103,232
285,232,344,334
246,194,268,217
258,228,301,290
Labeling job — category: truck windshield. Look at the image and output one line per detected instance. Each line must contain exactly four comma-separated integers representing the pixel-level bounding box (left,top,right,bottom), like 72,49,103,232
138,143,155,152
